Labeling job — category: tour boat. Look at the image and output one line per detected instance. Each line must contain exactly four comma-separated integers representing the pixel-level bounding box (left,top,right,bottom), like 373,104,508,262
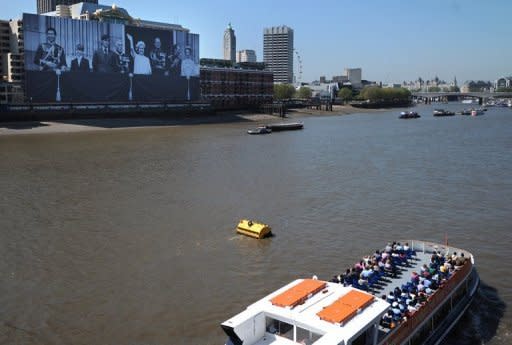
399,111,420,119
221,240,479,345
433,109,455,117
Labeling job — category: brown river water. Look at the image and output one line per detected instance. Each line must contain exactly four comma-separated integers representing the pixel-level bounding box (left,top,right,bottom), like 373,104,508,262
1,104,511,344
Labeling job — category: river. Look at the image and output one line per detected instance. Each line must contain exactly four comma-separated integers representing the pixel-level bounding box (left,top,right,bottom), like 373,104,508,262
0,104,510,344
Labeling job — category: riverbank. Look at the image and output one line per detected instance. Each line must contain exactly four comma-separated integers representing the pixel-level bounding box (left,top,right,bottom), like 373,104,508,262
0,105,384,136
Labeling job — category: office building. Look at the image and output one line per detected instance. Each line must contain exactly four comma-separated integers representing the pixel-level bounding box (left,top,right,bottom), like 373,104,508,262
236,49,256,63
200,58,273,110
344,68,362,88
263,26,293,84
37,0,98,14
223,23,236,63
0,19,24,103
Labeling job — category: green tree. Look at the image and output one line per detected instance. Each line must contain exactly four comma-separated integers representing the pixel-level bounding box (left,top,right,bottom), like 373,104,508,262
449,86,460,92
273,84,296,100
428,86,441,92
296,86,312,99
338,87,353,103
358,86,411,101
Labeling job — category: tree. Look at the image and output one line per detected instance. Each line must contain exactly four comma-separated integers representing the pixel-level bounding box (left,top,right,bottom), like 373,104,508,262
338,87,353,103
358,86,411,101
273,84,296,100
296,86,312,99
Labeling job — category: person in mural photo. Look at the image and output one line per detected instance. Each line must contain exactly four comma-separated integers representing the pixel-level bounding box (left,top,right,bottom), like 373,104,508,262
33,27,67,71
168,44,182,77
70,43,90,72
149,37,167,75
92,34,118,73
114,38,131,74
126,33,152,75
180,46,198,78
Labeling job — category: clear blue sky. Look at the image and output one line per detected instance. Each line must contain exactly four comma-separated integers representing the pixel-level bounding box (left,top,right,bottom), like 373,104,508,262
4,0,512,84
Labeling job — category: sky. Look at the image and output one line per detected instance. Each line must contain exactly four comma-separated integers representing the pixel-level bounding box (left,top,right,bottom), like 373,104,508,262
3,0,512,84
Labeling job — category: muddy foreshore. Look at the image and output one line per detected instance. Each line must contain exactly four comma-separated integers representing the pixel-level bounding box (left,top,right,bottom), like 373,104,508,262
0,105,385,136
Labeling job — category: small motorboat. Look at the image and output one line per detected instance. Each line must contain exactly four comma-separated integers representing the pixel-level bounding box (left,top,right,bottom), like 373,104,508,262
399,111,420,119
247,126,272,135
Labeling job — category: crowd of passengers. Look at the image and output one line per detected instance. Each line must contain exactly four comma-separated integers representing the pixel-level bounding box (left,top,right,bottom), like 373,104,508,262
380,246,468,329
329,242,413,289
329,242,469,329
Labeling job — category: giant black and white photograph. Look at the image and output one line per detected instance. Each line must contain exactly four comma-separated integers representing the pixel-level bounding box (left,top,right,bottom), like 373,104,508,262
23,13,200,102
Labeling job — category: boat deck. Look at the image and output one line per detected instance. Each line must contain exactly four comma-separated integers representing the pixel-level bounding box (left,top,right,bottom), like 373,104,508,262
372,251,430,298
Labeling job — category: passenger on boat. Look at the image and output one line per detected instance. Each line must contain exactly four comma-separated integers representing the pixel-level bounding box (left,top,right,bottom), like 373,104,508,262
391,302,402,319
454,253,467,270
358,273,369,287
411,271,420,284
374,250,382,261
381,310,394,328
361,266,373,279
423,277,432,289
407,300,418,313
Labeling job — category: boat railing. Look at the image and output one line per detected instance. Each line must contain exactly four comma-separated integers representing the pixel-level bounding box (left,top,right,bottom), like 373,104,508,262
408,240,471,258
382,260,473,345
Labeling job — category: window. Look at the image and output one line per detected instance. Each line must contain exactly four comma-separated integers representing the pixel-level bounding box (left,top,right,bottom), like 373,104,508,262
296,326,322,345
265,317,293,341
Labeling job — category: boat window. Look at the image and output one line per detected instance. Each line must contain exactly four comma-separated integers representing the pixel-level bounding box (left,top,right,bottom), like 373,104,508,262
350,332,366,345
349,327,374,345
296,326,322,345
265,317,293,341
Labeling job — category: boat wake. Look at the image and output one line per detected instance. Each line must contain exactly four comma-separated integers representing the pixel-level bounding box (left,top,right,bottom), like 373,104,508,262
444,280,506,344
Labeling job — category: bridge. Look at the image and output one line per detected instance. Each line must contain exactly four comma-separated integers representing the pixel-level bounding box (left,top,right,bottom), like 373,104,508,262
412,91,512,98
411,92,512,105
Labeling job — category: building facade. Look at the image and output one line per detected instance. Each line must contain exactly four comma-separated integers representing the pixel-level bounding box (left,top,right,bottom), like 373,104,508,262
37,0,98,14
223,23,236,63
344,68,362,88
0,19,24,103
200,59,273,109
236,49,256,63
263,26,293,84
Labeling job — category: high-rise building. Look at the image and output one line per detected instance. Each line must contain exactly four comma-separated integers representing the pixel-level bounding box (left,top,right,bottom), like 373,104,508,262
223,23,236,63
263,26,293,84
37,0,98,14
344,68,362,88
236,49,256,63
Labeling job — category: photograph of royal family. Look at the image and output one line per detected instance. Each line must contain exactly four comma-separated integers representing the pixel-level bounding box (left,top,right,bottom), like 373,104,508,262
24,13,200,102
27,24,199,78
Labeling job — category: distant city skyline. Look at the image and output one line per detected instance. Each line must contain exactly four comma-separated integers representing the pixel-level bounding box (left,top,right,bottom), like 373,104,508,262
4,0,512,83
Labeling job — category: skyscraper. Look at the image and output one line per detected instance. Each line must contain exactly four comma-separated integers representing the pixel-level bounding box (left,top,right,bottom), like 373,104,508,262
37,0,98,14
223,23,236,63
263,26,293,84
236,49,257,63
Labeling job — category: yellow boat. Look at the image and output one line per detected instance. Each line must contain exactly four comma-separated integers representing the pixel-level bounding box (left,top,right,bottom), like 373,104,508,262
236,219,271,239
